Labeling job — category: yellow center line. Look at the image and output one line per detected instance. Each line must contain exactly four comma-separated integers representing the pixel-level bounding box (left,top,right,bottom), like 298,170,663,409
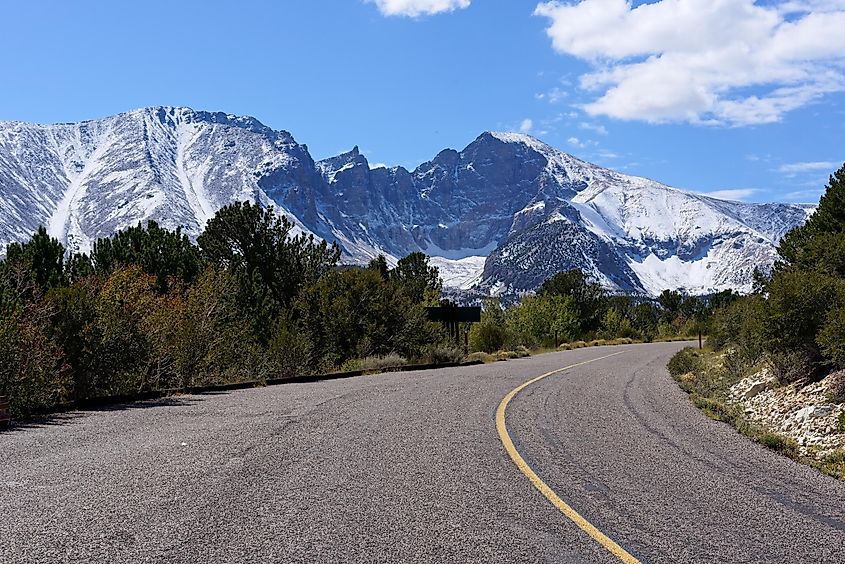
495,350,640,564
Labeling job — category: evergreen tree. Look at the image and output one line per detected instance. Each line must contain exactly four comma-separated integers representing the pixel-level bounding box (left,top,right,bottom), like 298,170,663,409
198,202,340,335
1,227,66,297
91,220,202,292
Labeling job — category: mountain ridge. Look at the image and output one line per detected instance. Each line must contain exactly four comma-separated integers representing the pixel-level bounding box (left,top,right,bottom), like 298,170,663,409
0,106,813,296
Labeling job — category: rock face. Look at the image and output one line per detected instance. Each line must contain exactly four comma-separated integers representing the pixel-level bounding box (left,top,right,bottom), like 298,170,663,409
729,369,845,457
0,107,814,296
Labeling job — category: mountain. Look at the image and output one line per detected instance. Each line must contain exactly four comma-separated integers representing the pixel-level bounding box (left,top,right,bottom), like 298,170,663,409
0,107,813,296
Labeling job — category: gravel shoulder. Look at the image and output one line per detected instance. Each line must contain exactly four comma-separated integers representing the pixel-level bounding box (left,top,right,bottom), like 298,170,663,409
2,343,844,563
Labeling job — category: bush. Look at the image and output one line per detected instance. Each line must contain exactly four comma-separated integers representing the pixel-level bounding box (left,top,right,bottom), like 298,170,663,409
817,305,845,369
466,351,496,363
828,372,845,404
420,344,465,365
768,349,815,385
358,353,408,372
756,432,799,457
267,311,312,379
0,301,69,418
763,270,843,374
469,321,506,353
667,347,704,378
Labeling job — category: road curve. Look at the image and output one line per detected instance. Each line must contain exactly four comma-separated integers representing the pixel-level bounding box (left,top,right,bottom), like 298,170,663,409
2,343,844,563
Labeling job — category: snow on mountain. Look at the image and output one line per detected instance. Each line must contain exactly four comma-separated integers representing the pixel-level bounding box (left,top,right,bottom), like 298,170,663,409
0,107,320,256
0,108,813,296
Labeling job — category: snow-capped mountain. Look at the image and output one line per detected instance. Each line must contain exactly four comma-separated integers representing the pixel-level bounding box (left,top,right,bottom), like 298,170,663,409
0,107,813,296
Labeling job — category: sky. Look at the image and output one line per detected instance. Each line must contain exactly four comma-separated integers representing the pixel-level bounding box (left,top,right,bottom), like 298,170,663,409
1,0,844,204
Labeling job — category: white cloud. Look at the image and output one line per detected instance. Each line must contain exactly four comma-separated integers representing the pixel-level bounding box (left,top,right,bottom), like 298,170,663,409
701,188,760,201
534,0,845,126
778,161,838,173
369,0,470,17
579,121,607,135
519,118,534,133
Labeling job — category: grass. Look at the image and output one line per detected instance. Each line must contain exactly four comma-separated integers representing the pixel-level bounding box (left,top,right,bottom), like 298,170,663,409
668,347,845,481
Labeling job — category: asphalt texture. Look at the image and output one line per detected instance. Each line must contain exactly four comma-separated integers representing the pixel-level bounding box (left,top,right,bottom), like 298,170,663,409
2,342,844,563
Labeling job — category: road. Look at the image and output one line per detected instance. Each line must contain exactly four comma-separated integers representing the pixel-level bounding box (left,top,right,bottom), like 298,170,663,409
2,342,844,563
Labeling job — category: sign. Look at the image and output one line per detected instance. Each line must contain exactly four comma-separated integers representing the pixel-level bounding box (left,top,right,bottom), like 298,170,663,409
424,306,481,323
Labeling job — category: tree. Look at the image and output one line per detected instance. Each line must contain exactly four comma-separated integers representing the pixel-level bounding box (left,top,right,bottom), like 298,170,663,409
539,269,607,333
1,227,66,299
389,252,442,305
198,202,340,334
469,298,508,353
91,220,202,292
296,268,438,368
506,294,581,347
368,255,390,280
778,163,845,271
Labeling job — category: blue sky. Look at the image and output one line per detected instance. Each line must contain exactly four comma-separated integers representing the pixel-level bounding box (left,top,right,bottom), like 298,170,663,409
2,0,844,203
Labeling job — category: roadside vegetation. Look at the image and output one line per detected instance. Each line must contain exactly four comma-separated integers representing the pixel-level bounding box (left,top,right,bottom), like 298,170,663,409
467,269,714,356
668,164,845,480
1,209,718,420
0,203,454,418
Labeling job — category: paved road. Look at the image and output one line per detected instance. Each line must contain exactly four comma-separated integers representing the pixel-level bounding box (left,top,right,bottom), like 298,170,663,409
2,343,844,563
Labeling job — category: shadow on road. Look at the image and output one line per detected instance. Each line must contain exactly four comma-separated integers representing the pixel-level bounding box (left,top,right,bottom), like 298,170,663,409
0,396,203,435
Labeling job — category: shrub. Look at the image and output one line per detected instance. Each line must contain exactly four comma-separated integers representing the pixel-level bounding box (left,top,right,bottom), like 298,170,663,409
667,347,704,378
496,350,519,361
763,270,843,374
0,302,69,418
420,344,465,365
756,432,799,458
358,353,408,372
469,321,506,353
768,349,815,385
267,311,312,379
827,371,845,404
514,345,531,358
817,305,845,369
466,351,496,363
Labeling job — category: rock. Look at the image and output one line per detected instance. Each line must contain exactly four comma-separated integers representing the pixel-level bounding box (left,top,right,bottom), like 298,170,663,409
743,380,768,400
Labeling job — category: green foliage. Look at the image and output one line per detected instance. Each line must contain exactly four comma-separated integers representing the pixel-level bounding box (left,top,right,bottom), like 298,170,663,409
599,307,635,340
817,305,845,370
267,311,313,379
389,251,442,305
163,267,265,387
506,293,581,348
779,164,845,269
91,220,202,292
295,267,438,369
0,300,68,418
45,280,102,399
1,227,65,300
419,344,465,365
469,298,508,353
658,289,684,316
756,432,799,457
198,202,340,334
539,269,606,333
667,347,704,378
93,265,161,393
762,270,843,377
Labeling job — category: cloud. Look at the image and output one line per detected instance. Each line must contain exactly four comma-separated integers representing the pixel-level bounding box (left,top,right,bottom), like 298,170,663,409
519,118,534,133
777,160,839,173
701,188,760,201
369,0,470,17
534,0,845,126
579,121,608,135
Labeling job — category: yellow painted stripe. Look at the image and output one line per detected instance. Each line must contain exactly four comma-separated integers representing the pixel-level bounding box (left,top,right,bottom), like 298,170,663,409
495,351,640,564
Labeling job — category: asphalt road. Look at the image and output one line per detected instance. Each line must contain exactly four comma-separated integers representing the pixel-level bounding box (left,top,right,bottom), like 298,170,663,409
2,343,844,563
